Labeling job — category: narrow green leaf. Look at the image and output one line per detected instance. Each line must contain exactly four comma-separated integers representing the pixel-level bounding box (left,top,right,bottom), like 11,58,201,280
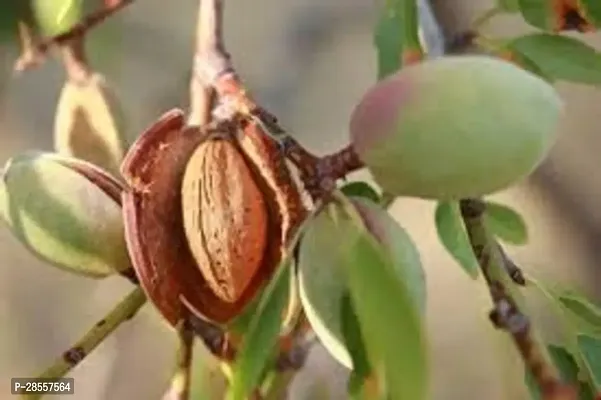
434,202,480,279
556,291,601,333
340,182,381,204
341,293,372,400
577,334,601,391
374,0,422,79
517,0,555,30
484,201,528,245
341,206,428,400
507,33,601,85
227,262,291,400
374,4,404,79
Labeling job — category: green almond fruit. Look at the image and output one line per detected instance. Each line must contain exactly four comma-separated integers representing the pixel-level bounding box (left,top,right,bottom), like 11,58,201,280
349,55,563,200
298,196,425,369
54,73,128,177
33,0,82,37
0,152,130,278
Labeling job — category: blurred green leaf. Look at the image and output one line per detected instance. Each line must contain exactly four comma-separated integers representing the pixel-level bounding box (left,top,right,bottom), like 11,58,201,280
341,202,428,400
341,293,372,400
340,182,381,204
577,334,601,391
32,0,83,36
0,152,129,277
227,260,291,400
374,3,403,79
507,34,601,85
484,201,528,245
556,291,601,334
517,0,554,30
434,201,480,279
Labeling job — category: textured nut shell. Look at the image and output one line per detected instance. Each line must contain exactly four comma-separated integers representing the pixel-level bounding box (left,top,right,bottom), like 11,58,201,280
121,109,306,326
181,138,268,303
54,73,127,176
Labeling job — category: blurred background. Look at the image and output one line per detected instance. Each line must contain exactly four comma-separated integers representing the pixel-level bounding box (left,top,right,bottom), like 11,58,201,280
0,0,600,399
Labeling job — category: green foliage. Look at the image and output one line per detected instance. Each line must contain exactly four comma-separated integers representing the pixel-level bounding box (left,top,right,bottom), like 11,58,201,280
577,334,601,391
484,201,528,245
298,196,426,372
506,34,601,85
435,201,480,279
340,181,381,204
517,0,554,30
227,255,293,400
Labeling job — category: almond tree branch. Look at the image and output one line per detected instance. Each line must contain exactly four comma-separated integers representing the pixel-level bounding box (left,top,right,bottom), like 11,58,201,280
191,0,364,200
14,0,134,73
460,199,578,400
27,287,146,399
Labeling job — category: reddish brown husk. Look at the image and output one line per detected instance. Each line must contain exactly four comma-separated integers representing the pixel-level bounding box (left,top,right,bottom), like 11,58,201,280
120,109,305,327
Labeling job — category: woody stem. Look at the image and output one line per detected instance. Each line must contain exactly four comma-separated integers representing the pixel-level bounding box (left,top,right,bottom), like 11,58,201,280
27,287,146,400
459,199,577,400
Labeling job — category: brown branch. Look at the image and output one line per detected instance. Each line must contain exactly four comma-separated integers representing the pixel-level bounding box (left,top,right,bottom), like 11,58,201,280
460,199,578,400
191,0,364,200
14,0,134,73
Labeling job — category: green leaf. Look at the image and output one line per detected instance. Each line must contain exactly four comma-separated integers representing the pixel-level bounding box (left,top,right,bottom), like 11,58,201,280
339,200,428,400
484,201,528,245
227,213,314,400
507,33,601,86
298,197,426,371
434,201,480,279
577,334,601,391
556,291,601,333
227,261,291,400
517,0,555,30
374,4,404,79
340,182,381,204
341,293,373,400
0,152,129,277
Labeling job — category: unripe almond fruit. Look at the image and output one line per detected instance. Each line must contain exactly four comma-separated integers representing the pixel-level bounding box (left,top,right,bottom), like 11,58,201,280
54,73,127,177
298,196,425,369
0,152,129,277
33,0,82,37
350,55,563,200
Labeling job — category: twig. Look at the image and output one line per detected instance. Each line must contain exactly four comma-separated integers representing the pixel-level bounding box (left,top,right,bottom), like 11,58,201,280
162,318,195,400
25,287,146,400
59,36,92,84
188,0,219,126
14,0,134,73
192,0,364,200
459,199,578,400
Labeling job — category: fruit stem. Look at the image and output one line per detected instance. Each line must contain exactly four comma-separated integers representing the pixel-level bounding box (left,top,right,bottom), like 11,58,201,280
161,318,195,400
13,0,134,73
459,199,578,400
25,287,146,400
